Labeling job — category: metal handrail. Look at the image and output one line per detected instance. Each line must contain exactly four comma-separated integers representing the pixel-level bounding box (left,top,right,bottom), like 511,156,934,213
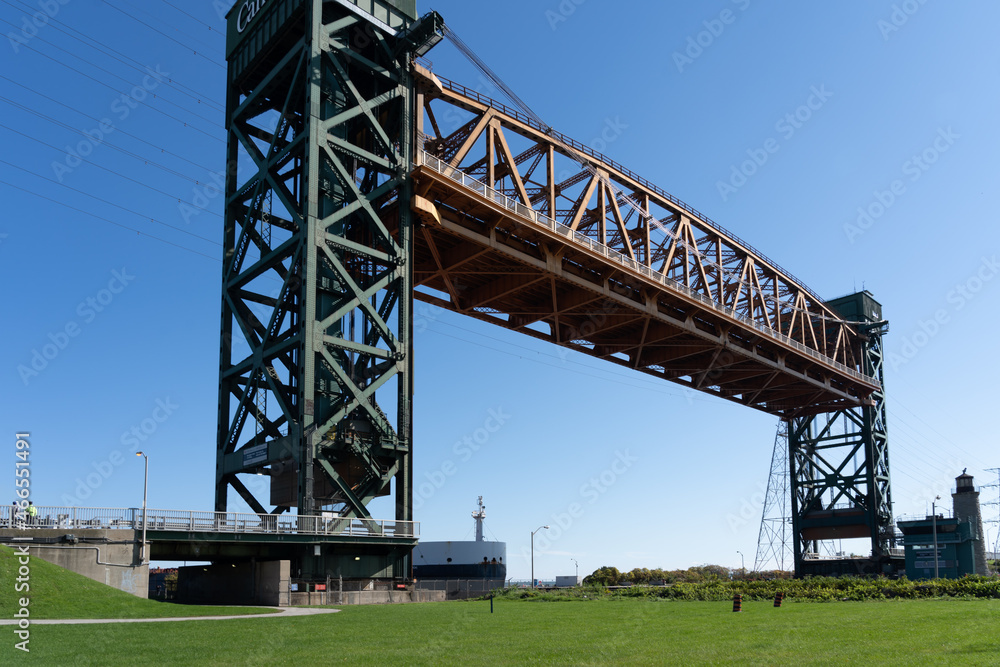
418,150,877,387
0,505,418,539
434,74,829,307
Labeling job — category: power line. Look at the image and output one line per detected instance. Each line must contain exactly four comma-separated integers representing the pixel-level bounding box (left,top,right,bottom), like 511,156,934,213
0,16,222,129
422,320,723,406
892,399,992,470
2,0,225,112
0,124,224,218
0,96,219,188
425,315,660,389
0,74,214,173
0,177,218,261
161,0,225,34
99,0,225,68
6,34,224,143
0,159,220,246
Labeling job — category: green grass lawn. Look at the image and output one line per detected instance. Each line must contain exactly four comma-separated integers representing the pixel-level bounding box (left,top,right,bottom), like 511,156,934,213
4,597,999,665
3,545,998,665
0,546,271,620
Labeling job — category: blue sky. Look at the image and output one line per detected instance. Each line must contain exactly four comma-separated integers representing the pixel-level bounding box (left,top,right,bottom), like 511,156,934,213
2,0,999,581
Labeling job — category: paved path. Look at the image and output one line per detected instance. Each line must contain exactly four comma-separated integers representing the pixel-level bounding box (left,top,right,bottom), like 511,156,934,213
0,606,339,625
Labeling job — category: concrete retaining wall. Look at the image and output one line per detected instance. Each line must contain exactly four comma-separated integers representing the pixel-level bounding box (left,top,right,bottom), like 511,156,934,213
0,529,148,598
288,590,445,605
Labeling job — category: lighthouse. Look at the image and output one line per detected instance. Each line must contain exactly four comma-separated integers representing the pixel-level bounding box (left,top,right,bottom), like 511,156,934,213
952,470,988,575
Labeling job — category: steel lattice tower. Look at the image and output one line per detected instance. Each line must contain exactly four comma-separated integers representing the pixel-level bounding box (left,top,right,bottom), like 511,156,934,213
984,468,1000,558
754,420,793,572
215,0,442,578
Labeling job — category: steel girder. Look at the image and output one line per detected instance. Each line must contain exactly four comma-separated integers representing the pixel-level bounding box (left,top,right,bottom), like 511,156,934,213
788,295,893,575
217,0,436,527
410,68,878,417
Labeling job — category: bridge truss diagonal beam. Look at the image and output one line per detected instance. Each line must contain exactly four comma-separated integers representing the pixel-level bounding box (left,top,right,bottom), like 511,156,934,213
409,65,879,417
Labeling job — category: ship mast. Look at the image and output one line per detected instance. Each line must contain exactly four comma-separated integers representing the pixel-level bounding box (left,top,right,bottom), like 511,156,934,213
472,496,486,542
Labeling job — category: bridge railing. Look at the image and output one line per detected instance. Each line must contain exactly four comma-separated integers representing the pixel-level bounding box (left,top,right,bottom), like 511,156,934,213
418,150,876,387
434,74,828,307
0,505,418,539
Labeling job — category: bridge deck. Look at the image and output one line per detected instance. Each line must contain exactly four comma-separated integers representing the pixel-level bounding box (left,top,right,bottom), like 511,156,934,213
1,506,417,542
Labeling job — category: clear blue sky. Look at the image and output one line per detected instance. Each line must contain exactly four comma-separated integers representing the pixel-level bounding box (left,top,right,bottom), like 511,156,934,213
2,1,999,581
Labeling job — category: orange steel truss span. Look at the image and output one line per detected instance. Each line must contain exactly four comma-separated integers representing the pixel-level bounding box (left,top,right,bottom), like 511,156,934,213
405,64,877,418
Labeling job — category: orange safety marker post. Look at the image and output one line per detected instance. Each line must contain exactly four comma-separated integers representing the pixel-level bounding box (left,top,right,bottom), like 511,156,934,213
733,593,743,612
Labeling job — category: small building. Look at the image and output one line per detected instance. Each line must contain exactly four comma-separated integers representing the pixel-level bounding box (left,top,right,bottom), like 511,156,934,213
896,515,977,579
896,470,988,579
555,575,580,587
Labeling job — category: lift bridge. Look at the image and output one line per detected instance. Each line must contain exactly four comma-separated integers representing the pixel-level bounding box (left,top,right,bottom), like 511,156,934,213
210,0,898,581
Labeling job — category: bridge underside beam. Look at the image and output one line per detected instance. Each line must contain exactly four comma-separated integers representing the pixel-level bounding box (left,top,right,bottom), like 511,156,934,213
405,166,873,418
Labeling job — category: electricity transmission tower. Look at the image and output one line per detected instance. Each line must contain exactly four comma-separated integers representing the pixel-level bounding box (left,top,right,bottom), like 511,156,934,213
984,468,1000,558
754,421,793,572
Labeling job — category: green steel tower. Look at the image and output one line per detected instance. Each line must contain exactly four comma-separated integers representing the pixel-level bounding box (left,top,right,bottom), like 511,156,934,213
216,0,442,577
788,291,897,576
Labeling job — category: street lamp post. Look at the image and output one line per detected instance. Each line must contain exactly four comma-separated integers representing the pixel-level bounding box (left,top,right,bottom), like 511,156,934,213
736,550,745,578
531,525,549,589
136,452,148,565
932,495,940,579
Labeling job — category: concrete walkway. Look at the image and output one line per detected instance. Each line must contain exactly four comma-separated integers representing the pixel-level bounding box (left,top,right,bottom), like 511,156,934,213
0,606,339,625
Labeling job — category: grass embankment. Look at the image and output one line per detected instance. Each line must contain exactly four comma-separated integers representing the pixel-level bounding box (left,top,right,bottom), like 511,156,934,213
4,598,1000,665
0,545,272,619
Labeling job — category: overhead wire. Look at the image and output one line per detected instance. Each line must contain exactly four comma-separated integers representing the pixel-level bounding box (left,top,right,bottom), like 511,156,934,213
99,0,225,67
421,317,729,406
0,74,215,173
0,97,222,189
160,0,224,33
423,324,725,405
0,158,220,246
0,123,224,217
893,400,993,470
888,405,992,472
0,177,218,261
426,314,708,394
2,36,225,143
0,16,222,129
2,0,225,113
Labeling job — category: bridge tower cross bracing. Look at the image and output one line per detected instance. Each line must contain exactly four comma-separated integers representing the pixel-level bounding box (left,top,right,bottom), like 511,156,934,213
216,0,442,577
788,291,897,576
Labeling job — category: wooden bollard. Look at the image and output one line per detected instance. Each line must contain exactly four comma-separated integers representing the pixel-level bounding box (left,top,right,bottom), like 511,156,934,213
732,593,742,612
773,591,784,607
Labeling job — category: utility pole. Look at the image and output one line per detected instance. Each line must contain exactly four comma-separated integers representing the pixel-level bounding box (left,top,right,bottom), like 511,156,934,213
932,496,941,579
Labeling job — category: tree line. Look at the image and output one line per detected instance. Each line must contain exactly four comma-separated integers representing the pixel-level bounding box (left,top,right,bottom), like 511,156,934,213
582,565,792,586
